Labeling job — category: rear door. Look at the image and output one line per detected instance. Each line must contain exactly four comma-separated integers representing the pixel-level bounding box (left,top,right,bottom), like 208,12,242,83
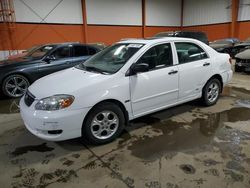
130,43,179,117
175,42,212,102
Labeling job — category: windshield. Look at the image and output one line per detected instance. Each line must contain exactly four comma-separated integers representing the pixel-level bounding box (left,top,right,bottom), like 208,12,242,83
212,40,232,44
25,45,56,58
77,43,144,74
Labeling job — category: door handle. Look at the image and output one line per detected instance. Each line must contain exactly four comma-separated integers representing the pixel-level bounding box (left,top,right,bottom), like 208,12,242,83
203,62,210,66
168,70,178,75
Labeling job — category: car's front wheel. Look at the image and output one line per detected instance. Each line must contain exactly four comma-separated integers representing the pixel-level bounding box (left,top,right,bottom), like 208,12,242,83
2,74,30,98
202,78,221,106
82,102,125,145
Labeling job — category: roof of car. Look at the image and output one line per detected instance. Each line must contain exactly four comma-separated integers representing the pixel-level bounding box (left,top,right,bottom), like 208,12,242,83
118,37,200,45
42,42,79,46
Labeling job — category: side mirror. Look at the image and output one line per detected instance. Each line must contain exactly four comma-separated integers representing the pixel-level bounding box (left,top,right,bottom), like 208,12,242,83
131,63,149,75
45,55,56,62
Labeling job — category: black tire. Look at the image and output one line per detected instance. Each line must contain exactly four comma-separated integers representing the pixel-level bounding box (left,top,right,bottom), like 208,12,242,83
82,102,125,145
201,78,221,106
2,74,30,98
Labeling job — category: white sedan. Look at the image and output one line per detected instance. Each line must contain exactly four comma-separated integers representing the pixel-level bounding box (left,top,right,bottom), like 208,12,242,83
20,37,232,144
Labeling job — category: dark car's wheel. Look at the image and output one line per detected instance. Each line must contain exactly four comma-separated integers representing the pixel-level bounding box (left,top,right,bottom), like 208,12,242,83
2,74,30,98
82,102,125,145
202,78,221,106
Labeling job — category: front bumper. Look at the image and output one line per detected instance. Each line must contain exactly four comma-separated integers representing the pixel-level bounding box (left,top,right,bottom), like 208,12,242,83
20,97,91,141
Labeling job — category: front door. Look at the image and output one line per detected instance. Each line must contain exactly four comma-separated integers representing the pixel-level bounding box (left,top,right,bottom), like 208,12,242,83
130,43,179,117
38,46,72,78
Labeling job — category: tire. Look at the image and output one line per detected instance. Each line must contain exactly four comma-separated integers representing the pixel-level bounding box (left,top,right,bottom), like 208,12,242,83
201,78,221,106
2,74,30,98
82,102,125,145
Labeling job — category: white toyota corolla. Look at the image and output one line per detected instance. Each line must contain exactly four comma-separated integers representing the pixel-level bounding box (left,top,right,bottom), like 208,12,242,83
20,37,232,144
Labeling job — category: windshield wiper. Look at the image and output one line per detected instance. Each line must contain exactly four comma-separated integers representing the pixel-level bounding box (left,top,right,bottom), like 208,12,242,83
84,65,110,75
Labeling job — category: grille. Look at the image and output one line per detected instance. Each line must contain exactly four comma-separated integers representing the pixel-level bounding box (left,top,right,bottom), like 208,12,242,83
24,90,35,107
236,58,250,64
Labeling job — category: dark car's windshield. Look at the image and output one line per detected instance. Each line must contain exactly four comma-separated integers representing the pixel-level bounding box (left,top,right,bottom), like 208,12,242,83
77,43,144,74
25,45,56,58
212,40,232,45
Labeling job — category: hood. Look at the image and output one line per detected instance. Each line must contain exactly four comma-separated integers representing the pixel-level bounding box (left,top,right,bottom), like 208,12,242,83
234,42,250,47
235,49,250,60
0,56,39,67
28,67,111,99
209,43,232,49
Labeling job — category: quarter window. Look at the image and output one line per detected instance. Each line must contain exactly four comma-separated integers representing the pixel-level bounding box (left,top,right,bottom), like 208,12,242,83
137,43,173,70
175,42,208,64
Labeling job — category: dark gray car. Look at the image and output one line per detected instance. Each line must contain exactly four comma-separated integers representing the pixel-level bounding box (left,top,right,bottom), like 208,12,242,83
0,42,101,98
154,31,209,45
235,48,250,73
233,38,250,55
209,38,240,57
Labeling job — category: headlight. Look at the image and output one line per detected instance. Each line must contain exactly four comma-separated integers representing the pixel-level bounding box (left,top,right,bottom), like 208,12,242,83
35,95,74,111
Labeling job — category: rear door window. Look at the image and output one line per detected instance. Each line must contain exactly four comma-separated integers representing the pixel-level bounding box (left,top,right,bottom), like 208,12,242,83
88,47,97,55
73,45,89,57
175,42,208,64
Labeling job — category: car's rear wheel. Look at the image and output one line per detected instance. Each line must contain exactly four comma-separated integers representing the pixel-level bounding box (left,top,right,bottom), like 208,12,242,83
82,102,125,145
2,74,30,98
202,78,221,106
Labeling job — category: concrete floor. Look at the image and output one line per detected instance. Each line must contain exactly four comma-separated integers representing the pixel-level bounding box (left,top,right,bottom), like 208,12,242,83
0,72,250,188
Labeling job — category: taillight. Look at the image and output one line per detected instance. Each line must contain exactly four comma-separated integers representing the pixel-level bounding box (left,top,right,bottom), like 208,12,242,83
229,57,232,64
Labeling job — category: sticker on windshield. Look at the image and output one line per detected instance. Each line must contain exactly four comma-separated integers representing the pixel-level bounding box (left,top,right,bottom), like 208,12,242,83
44,46,53,50
127,44,143,48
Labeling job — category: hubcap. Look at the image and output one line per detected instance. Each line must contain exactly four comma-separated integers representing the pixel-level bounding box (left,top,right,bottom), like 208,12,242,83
5,76,29,97
91,111,119,140
207,82,219,103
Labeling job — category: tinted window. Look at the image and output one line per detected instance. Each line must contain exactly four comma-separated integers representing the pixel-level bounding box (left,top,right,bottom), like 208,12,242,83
73,45,88,57
88,47,97,55
51,46,70,59
175,42,208,64
137,43,173,70
26,45,56,58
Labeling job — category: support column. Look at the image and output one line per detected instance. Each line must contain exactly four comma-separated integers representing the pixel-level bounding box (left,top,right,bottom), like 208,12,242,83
231,0,239,38
180,0,184,30
81,0,88,43
142,0,146,38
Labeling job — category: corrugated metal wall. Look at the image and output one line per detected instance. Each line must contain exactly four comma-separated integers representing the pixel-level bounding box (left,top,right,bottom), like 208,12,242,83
14,0,83,24
1,0,250,60
146,0,181,26
238,0,250,21
183,0,231,26
86,0,142,26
